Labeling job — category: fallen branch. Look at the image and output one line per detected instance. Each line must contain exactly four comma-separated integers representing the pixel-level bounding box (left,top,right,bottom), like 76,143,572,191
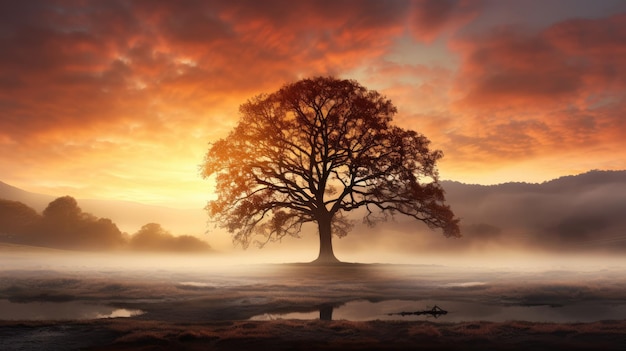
388,305,448,318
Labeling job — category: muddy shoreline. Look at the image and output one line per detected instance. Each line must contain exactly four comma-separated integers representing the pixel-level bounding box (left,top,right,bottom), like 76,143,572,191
2,318,625,350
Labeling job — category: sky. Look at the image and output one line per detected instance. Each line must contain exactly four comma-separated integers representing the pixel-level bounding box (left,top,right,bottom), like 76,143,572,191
1,0,625,209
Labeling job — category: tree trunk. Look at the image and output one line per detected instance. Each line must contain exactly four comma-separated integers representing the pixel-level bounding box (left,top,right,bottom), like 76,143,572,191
312,215,340,264
319,305,334,321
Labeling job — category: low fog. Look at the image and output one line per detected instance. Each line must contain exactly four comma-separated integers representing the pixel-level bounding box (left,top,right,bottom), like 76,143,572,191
333,170,626,257
1,248,625,325
1,170,625,260
229,170,626,261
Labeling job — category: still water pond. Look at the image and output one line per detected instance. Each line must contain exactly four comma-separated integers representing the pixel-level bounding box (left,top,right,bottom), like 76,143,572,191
251,299,626,323
0,299,143,320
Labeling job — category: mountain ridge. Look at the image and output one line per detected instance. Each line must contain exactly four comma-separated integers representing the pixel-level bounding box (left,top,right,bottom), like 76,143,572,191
0,181,206,236
5,169,625,208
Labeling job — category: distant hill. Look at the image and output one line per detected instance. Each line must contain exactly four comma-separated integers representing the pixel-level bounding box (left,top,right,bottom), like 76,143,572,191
439,170,626,251
442,169,626,196
3,170,626,253
0,181,206,235
0,181,55,212
0,242,69,253
334,170,626,253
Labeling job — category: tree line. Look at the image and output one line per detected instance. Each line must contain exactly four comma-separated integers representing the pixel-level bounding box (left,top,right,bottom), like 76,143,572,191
0,196,211,252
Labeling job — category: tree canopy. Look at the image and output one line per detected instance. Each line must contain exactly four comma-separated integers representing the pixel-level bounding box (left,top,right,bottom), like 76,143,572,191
130,223,212,252
0,197,211,252
37,196,125,250
202,76,459,263
0,199,41,236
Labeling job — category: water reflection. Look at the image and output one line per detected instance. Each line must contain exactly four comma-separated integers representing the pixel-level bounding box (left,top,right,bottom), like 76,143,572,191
178,281,216,288
250,299,626,323
319,304,334,321
0,299,144,320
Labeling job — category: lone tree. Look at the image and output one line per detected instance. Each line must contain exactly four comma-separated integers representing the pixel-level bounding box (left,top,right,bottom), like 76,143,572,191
202,77,459,263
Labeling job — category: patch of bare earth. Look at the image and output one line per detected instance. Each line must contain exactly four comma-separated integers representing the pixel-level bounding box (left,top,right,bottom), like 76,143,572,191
1,319,624,350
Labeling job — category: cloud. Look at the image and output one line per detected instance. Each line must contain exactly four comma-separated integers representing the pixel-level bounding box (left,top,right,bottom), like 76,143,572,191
341,12,624,182
451,15,626,108
421,14,626,178
0,0,481,139
0,0,624,207
410,0,483,42
0,0,485,205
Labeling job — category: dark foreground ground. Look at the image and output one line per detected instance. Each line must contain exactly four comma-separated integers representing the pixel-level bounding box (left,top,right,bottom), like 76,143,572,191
1,252,625,350
2,318,626,350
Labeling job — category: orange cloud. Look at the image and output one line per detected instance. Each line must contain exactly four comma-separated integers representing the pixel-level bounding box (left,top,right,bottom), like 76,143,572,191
0,0,624,208
434,14,626,181
0,1,421,205
410,0,482,42
452,14,626,106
